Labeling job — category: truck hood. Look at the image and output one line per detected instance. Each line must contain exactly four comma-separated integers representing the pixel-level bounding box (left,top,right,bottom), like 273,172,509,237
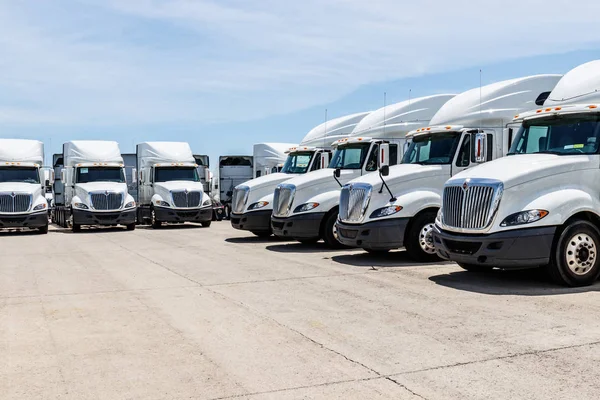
76,182,128,194
348,164,446,189
154,181,205,193
454,154,596,189
284,168,354,191
0,182,40,193
242,172,296,191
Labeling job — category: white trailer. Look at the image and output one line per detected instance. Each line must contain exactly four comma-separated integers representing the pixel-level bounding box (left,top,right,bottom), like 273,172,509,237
253,143,296,178
434,60,600,287
136,142,212,228
193,154,210,194
230,111,370,236
55,141,137,232
335,75,561,260
218,155,254,218
0,139,50,234
271,94,455,247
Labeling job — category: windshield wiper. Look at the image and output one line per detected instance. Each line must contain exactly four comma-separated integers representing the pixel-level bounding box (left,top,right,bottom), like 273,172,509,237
533,150,562,155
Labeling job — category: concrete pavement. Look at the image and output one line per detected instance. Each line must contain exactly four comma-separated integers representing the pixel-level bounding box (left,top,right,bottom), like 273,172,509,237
1,222,599,399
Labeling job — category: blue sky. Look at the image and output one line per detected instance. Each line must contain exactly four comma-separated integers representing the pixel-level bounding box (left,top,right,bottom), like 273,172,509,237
1,1,600,168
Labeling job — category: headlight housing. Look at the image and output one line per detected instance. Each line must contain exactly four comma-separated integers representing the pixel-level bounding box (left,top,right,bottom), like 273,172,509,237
73,202,88,210
369,205,402,219
248,201,269,210
155,200,170,207
124,201,136,209
500,210,549,227
202,199,211,206
436,208,443,224
33,203,47,211
293,202,319,213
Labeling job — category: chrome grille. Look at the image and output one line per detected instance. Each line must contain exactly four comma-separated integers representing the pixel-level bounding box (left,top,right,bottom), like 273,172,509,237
0,193,31,213
442,179,503,231
273,184,295,217
339,183,372,223
171,190,202,208
90,192,123,210
232,186,249,214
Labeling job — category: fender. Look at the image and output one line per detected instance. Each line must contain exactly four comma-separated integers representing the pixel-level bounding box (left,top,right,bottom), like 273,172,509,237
297,190,342,216
392,189,442,219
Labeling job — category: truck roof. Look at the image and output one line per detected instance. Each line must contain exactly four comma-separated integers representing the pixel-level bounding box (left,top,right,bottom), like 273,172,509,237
544,60,600,106
253,143,296,159
64,140,123,166
429,74,562,127
300,111,371,148
351,94,456,139
0,139,44,165
137,142,195,168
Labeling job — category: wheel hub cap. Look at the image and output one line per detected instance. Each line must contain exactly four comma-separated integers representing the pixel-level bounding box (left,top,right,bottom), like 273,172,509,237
566,233,597,276
419,223,436,254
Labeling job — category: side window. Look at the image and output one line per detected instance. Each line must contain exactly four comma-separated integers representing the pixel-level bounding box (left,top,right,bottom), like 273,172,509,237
508,128,514,149
365,144,378,172
390,144,398,166
310,153,321,172
456,135,470,167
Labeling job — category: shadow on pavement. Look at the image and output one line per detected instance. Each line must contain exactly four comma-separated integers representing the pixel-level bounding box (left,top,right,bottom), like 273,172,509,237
226,235,290,244
137,224,206,231
332,250,451,268
52,226,130,234
429,269,600,296
0,229,46,237
266,241,347,254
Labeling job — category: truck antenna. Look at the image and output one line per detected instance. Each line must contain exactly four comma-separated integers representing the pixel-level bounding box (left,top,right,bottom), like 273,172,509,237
479,69,483,133
324,109,328,151
383,92,387,137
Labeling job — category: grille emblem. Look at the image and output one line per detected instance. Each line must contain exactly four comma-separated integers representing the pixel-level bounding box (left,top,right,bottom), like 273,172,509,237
104,191,109,196
462,180,470,191
10,192,15,197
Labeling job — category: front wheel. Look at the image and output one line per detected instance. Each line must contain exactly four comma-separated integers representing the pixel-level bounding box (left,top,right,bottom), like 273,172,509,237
201,221,212,228
405,211,441,262
126,223,136,231
151,208,161,229
38,224,49,234
547,220,600,287
72,223,81,233
322,211,347,249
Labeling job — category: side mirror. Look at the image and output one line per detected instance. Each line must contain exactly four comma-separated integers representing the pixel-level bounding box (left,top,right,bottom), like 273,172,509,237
204,168,211,183
320,152,331,169
380,165,390,177
378,143,390,169
50,169,55,185
60,169,66,184
131,168,137,184
45,179,50,187
334,168,341,178
473,133,487,163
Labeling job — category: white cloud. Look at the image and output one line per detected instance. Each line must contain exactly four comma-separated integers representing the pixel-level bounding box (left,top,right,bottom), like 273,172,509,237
0,0,599,125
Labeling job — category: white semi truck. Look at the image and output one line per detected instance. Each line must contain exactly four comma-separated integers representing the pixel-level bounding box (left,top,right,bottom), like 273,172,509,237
433,60,600,287
253,143,297,178
271,94,455,247
0,139,50,234
54,141,137,232
336,75,561,260
230,112,370,237
136,142,212,228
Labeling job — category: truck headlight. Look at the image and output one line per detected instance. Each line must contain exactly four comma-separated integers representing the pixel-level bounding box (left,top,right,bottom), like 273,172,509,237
248,201,269,210
33,203,47,211
202,199,211,206
293,202,319,213
74,202,88,209
124,201,136,209
155,200,170,207
500,210,549,227
369,205,402,219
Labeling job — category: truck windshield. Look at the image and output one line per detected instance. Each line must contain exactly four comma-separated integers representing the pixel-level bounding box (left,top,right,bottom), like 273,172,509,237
508,114,600,155
0,167,40,184
155,167,199,182
402,132,461,165
281,152,314,174
76,167,125,183
329,143,371,169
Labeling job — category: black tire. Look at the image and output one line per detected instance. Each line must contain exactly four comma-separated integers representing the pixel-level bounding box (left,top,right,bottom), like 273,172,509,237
322,210,347,249
405,211,441,262
546,220,600,287
38,224,49,234
72,223,81,233
201,221,212,228
151,207,161,229
458,263,494,272
126,223,136,231
296,237,319,244
252,231,272,238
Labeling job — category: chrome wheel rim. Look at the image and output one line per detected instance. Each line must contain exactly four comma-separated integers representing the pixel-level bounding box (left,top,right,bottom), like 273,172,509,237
565,233,596,276
419,223,436,254
152,209,157,225
332,223,339,241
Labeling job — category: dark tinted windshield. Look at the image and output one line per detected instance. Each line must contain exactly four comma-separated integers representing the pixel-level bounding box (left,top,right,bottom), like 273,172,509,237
155,167,199,182
329,144,370,169
509,114,600,156
0,167,40,184
281,152,314,174
76,167,125,183
402,132,462,165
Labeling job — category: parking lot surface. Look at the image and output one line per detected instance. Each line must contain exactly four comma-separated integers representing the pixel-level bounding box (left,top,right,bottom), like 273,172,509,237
2,222,600,399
